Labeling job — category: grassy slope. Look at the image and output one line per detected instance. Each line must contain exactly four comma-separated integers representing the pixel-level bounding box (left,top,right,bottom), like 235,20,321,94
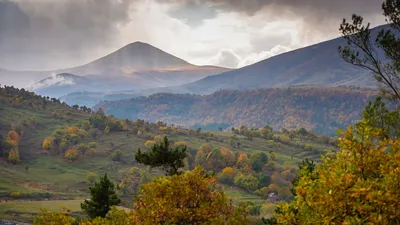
0,98,335,222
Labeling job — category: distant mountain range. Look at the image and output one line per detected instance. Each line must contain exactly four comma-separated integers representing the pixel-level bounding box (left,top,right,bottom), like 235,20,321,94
0,42,229,97
94,87,379,136
61,25,389,106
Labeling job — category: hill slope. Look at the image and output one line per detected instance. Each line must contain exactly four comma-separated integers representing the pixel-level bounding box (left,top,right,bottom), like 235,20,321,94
95,87,378,135
0,86,337,222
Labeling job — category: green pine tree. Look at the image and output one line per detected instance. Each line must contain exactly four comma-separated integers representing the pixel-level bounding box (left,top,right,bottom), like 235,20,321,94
135,136,187,176
81,173,121,218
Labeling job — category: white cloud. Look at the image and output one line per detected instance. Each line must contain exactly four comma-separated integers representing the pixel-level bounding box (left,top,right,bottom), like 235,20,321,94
206,49,241,68
28,73,75,91
239,45,292,67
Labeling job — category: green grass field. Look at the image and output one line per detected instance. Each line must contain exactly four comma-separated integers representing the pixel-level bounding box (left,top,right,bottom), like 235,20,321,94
0,199,83,222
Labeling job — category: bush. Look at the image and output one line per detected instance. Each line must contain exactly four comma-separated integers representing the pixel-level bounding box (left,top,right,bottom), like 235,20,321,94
112,150,123,162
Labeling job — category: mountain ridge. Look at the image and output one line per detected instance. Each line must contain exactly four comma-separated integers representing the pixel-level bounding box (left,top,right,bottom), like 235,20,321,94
3,42,229,97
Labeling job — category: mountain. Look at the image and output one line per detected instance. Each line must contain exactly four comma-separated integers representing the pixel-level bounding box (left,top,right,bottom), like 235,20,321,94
94,87,379,136
176,25,392,94
62,25,389,106
1,42,229,96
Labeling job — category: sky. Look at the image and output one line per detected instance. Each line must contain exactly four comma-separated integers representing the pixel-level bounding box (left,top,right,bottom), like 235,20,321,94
0,0,386,71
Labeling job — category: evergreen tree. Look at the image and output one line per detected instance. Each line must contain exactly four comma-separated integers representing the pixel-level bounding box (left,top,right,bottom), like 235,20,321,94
81,173,121,218
135,136,187,176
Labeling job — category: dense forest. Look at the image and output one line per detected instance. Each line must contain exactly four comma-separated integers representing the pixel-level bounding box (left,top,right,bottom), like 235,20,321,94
96,87,379,136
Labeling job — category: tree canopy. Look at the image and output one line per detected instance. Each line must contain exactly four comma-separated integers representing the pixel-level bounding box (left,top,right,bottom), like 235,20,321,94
81,173,121,219
135,136,187,176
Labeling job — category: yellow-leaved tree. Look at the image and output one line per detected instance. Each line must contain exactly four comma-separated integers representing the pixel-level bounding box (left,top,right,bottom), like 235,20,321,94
274,121,400,224
133,167,249,224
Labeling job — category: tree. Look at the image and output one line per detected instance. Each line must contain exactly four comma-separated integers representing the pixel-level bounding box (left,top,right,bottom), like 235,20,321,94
77,143,89,155
112,150,123,162
217,167,236,184
234,173,259,191
8,149,20,164
275,121,400,224
297,128,307,136
42,137,53,152
219,146,235,168
86,172,97,186
250,152,268,172
8,131,19,143
135,136,187,176
269,151,276,161
144,140,156,148
236,152,250,169
89,148,96,157
65,148,78,162
339,0,400,102
361,96,400,138
81,173,121,219
104,126,110,134
132,167,249,224
195,143,213,167
72,104,79,110
34,207,76,225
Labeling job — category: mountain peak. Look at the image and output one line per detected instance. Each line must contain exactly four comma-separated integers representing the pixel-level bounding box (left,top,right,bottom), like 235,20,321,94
123,41,153,49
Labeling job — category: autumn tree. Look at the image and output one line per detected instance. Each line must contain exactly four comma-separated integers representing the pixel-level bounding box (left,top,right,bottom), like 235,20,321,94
195,143,213,168
132,167,249,224
236,152,250,169
135,136,187,176
81,173,121,219
274,121,400,224
144,140,156,148
8,148,20,164
86,172,97,186
8,131,19,143
217,167,236,184
65,148,78,162
42,137,54,152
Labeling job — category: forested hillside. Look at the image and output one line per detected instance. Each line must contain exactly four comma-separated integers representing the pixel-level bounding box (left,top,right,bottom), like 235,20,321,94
96,87,379,136
0,86,337,223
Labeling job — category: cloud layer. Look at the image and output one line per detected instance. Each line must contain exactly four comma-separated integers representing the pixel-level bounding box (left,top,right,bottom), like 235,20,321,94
0,0,385,71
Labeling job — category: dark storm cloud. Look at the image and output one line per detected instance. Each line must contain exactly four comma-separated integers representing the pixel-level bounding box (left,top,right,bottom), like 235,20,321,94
167,0,217,27
0,0,133,70
161,0,384,26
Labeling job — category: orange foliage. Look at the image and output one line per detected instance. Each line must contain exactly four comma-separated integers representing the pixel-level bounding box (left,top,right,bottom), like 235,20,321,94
67,127,79,135
236,152,249,168
8,131,19,143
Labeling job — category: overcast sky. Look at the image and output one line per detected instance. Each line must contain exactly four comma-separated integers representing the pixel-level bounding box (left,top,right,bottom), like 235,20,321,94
0,0,386,71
